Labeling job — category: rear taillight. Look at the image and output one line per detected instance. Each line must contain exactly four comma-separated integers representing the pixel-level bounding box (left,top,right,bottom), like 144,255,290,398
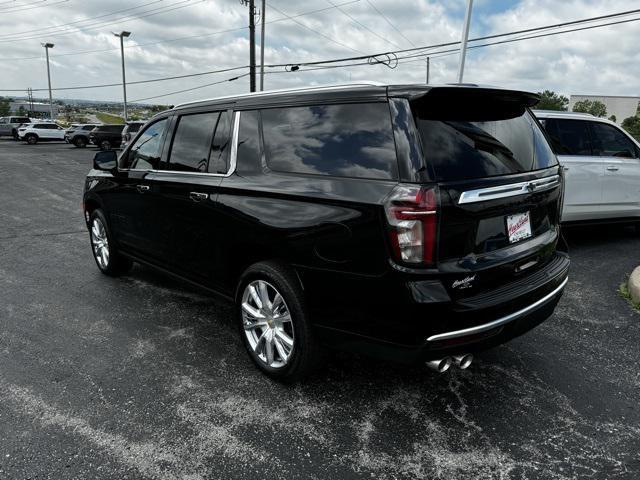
384,184,438,266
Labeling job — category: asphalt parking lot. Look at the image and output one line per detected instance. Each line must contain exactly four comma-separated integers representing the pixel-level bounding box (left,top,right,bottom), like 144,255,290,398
1,139,639,480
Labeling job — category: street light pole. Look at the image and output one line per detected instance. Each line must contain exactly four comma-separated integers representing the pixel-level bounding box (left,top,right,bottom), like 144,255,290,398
41,43,54,120
457,0,474,83
113,31,131,122
259,0,265,91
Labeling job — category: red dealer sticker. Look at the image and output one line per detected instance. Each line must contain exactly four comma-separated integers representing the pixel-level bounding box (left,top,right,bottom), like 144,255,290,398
506,211,532,244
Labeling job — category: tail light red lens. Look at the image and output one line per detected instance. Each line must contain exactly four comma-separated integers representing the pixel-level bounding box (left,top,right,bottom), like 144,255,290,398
384,184,438,266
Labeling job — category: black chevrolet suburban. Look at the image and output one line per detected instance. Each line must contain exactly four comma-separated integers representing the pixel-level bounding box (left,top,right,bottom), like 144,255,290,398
83,83,569,381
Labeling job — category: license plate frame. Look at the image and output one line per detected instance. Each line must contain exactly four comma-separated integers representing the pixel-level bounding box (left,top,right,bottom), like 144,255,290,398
506,211,532,244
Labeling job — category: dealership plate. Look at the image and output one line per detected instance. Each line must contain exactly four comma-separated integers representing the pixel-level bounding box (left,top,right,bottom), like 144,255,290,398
506,211,532,243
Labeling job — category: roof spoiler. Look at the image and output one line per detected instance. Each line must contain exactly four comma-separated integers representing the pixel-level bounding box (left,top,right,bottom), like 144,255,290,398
409,86,540,121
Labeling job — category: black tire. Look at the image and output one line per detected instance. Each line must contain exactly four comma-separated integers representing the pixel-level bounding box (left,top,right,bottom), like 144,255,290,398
74,136,87,148
236,261,322,382
88,209,133,276
25,134,38,145
99,140,111,150
11,129,18,140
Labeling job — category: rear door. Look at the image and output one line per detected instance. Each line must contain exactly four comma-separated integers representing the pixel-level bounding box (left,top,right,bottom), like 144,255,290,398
541,118,604,221
410,88,563,298
588,121,640,218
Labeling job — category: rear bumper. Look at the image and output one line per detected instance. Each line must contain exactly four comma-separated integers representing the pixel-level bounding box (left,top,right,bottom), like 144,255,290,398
308,251,569,363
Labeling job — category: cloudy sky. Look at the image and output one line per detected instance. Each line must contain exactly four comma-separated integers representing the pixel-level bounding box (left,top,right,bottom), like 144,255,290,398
0,0,638,105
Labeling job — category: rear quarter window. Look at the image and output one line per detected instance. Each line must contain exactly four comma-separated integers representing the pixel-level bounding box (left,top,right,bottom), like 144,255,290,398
261,103,398,180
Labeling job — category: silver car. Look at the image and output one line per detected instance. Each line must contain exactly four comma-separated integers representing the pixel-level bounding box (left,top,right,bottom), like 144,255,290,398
535,111,640,224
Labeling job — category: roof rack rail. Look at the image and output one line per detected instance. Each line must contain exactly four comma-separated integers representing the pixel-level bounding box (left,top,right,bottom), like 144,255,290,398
174,81,386,108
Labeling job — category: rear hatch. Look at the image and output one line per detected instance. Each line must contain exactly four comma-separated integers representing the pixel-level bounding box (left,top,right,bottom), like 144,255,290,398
410,87,563,301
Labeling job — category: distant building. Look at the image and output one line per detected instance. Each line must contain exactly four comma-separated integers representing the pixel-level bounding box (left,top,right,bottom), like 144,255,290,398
569,95,639,123
9,101,60,117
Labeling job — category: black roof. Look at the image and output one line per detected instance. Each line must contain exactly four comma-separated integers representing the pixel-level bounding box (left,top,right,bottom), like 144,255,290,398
161,82,539,115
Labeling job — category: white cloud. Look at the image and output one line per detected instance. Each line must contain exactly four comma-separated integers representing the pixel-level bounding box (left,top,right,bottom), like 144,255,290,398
0,0,637,105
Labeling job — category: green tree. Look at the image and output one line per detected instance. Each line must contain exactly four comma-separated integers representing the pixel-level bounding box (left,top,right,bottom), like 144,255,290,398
573,99,607,117
621,115,640,141
17,105,26,116
0,96,11,116
608,115,617,123
536,90,569,111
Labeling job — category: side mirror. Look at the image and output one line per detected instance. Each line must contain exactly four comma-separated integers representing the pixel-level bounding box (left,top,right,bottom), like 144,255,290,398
93,150,118,171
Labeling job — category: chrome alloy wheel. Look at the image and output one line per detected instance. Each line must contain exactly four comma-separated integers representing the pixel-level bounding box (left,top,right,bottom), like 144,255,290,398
241,280,295,369
90,218,110,269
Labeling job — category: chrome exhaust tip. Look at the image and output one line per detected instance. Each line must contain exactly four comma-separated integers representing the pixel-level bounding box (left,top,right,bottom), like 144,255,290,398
453,354,473,370
425,357,452,373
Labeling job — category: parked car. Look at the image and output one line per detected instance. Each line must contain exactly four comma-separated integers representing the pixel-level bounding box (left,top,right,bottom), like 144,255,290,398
89,124,125,150
17,122,65,144
83,83,569,381
535,111,640,224
0,116,32,139
120,121,145,149
66,124,99,148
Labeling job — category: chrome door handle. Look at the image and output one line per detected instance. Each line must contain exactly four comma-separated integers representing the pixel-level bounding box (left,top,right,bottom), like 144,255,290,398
136,184,150,193
606,166,619,171
189,191,208,202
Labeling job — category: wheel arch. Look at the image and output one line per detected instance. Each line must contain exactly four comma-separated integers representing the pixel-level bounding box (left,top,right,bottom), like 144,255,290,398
233,258,304,303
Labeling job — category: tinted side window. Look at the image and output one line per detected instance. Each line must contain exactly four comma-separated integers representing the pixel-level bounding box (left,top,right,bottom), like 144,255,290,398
235,110,262,174
168,112,219,172
543,119,592,156
262,103,397,180
83,125,94,130
589,122,638,158
209,111,231,174
126,119,167,170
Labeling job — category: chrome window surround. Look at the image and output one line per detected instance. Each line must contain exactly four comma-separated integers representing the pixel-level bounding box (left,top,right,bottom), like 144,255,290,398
458,174,560,205
122,111,241,178
426,276,568,342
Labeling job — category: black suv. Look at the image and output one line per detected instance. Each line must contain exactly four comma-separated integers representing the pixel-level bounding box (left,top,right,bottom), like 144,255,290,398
89,124,125,150
83,83,569,381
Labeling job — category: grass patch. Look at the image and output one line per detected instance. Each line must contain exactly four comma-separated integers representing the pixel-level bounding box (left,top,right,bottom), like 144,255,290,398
619,279,640,311
96,112,124,124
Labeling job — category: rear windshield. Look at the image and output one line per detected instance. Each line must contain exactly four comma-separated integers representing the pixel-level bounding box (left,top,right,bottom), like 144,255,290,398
413,103,557,182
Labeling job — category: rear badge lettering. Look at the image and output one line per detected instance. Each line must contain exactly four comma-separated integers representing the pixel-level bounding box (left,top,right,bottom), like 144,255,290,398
452,275,476,289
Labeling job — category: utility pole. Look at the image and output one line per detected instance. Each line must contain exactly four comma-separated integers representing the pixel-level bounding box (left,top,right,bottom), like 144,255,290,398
113,31,131,122
426,57,430,84
241,0,257,92
41,43,54,120
259,0,265,91
27,88,34,116
457,0,473,83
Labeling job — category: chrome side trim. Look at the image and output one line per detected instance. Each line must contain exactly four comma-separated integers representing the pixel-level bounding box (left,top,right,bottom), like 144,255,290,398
229,110,240,176
426,276,568,342
458,175,560,205
122,111,241,179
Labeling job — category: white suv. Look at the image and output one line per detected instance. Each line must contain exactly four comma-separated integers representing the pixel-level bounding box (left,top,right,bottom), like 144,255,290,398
18,123,66,145
535,111,640,224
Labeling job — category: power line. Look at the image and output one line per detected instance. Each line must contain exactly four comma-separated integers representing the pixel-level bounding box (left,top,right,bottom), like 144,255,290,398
266,2,365,54
0,0,68,14
0,0,164,39
327,0,402,49
364,0,416,48
2,9,639,93
0,0,362,61
0,0,203,44
129,73,249,102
